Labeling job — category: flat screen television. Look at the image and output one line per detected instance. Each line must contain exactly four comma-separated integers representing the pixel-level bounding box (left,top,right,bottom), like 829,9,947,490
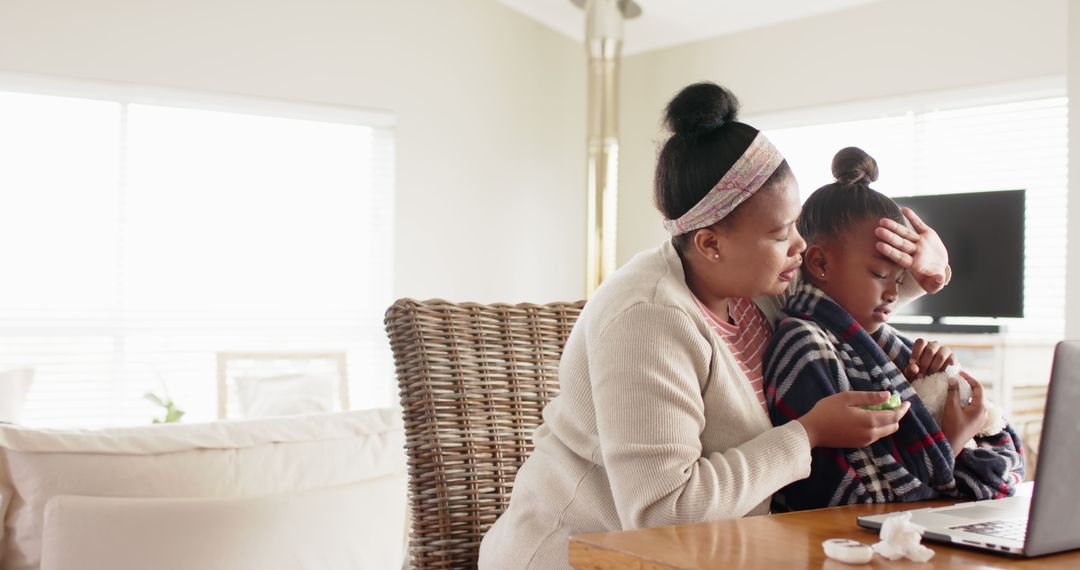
892,189,1025,326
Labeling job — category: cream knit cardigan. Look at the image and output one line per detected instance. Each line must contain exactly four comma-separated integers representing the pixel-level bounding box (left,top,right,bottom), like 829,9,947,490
478,241,813,569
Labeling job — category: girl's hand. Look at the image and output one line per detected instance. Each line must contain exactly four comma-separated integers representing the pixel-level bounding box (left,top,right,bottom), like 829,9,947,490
941,371,986,457
874,207,951,294
905,338,957,379
797,391,911,449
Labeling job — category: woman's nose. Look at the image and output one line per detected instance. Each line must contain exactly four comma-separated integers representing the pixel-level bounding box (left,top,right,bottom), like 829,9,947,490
790,228,807,256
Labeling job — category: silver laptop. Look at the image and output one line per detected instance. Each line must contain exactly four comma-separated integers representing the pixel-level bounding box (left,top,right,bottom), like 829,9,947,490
858,340,1080,557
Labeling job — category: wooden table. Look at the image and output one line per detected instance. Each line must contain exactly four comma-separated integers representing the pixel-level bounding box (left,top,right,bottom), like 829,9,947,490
569,501,1080,569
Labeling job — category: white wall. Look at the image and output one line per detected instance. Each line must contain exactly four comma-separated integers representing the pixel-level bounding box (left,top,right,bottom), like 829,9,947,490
1069,2,1080,340
0,0,1071,313
0,0,586,304
618,0,1067,264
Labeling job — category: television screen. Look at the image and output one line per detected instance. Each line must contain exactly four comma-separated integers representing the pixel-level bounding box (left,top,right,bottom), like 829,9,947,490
893,189,1025,320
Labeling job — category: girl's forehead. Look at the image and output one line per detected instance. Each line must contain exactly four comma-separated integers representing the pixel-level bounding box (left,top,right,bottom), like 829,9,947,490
832,218,889,257
857,227,904,269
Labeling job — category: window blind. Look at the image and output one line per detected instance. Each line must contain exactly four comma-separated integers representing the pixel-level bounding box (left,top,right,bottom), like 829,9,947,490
0,84,396,427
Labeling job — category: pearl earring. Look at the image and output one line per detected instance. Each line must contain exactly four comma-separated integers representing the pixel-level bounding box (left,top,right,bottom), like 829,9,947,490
713,254,720,260
820,272,826,278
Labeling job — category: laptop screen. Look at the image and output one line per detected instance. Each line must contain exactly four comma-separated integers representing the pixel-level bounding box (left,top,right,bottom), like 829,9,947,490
1024,341,1080,557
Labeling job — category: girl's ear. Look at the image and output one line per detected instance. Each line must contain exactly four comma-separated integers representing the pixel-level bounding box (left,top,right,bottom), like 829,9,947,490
805,244,829,283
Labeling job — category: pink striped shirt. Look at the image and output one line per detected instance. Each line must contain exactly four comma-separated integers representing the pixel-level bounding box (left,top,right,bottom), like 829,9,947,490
692,296,771,411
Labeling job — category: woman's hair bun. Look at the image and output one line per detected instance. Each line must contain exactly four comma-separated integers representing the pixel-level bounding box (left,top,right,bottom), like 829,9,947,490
663,82,739,137
831,147,879,185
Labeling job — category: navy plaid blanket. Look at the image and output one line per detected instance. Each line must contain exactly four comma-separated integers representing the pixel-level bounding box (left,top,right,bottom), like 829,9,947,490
763,284,1025,512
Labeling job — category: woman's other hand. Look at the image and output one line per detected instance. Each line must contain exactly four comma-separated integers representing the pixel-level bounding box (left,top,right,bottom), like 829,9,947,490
874,207,951,294
797,391,911,449
941,371,986,456
905,338,957,379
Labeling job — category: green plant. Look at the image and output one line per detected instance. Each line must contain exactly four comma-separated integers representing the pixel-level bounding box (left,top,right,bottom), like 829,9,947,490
144,392,185,424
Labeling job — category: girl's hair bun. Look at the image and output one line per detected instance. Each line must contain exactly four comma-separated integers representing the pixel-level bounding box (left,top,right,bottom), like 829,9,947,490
663,82,739,138
831,146,879,186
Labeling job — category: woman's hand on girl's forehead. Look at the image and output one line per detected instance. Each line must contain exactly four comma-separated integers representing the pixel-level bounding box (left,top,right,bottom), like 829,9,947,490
873,207,950,294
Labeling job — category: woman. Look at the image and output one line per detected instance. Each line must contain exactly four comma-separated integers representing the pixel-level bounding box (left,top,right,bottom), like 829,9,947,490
478,82,951,569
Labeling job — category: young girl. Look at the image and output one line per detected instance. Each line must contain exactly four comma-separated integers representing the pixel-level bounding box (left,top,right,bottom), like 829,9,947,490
763,147,1025,512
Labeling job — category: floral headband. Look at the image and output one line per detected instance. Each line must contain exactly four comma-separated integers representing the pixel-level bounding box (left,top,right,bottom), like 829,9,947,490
662,132,784,236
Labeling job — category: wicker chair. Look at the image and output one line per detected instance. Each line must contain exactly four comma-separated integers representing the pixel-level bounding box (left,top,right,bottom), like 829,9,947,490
384,298,585,569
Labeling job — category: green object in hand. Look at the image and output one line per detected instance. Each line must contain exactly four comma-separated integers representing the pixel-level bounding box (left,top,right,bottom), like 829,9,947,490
862,392,902,411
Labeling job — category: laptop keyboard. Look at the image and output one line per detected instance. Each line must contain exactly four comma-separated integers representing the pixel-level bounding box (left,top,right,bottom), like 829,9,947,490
951,519,1027,541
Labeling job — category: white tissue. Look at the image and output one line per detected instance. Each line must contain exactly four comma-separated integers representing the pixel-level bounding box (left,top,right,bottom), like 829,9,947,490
822,538,874,564
872,512,935,562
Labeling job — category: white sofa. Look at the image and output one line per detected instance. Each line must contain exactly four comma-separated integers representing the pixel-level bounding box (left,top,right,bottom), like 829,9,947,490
0,409,407,570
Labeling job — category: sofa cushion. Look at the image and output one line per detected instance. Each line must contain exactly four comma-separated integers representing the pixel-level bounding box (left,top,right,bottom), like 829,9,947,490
0,408,405,570
39,478,406,570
